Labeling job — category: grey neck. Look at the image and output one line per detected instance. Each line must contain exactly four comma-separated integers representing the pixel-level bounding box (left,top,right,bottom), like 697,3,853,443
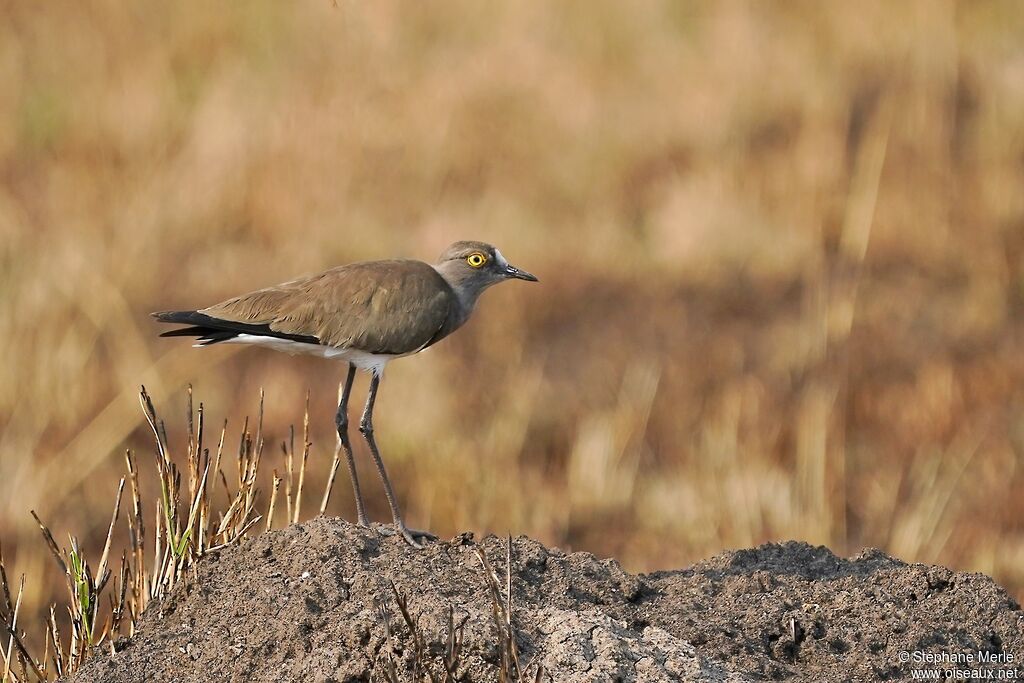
433,261,490,327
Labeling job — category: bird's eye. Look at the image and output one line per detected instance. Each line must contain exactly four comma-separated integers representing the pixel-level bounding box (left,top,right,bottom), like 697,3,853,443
466,252,487,268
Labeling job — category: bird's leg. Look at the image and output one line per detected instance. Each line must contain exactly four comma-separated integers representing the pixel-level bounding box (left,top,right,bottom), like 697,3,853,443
358,373,436,548
336,364,370,527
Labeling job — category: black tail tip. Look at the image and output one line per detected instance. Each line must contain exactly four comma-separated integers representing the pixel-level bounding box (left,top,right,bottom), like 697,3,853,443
152,310,198,323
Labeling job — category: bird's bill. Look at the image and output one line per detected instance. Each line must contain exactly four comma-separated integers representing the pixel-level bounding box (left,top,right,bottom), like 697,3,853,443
504,263,539,282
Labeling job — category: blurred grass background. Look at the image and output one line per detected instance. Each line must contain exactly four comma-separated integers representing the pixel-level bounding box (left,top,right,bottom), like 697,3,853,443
2,0,1024,627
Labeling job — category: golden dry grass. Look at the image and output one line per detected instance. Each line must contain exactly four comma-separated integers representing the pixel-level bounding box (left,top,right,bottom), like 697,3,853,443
2,0,1024,637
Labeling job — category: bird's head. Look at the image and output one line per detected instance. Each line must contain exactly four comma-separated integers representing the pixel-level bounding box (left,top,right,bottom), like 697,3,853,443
434,241,538,300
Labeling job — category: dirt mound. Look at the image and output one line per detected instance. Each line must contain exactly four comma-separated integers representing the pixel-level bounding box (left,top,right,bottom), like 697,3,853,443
70,518,1023,682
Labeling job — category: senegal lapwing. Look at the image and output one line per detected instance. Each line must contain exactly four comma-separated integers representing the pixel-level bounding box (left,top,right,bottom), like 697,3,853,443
153,241,538,547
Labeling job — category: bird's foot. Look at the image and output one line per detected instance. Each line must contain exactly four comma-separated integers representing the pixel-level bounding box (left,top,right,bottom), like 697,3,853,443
377,523,437,549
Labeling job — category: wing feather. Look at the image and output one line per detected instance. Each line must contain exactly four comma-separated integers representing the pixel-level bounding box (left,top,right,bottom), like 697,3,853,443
200,260,454,355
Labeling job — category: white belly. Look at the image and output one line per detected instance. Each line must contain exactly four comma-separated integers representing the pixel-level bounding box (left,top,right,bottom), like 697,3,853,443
210,334,413,376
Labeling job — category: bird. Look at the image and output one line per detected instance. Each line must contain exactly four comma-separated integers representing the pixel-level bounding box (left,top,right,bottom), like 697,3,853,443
153,241,538,547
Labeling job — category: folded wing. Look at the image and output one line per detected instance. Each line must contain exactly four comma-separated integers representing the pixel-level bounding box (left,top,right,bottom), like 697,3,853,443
155,260,455,356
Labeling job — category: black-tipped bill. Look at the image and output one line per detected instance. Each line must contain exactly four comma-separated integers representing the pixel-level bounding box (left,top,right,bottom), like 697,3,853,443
505,264,538,282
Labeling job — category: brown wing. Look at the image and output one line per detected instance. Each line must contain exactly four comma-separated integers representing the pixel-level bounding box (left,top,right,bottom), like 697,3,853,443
201,260,455,355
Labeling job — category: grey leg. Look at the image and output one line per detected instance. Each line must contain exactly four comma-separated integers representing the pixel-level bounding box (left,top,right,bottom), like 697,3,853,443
336,364,369,526
358,373,436,548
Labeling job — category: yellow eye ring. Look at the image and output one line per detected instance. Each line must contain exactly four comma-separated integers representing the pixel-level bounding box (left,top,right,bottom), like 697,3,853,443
466,252,487,268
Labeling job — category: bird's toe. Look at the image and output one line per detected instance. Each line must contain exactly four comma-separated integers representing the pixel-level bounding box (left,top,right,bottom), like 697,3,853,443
390,524,436,548
407,527,437,542
400,530,424,550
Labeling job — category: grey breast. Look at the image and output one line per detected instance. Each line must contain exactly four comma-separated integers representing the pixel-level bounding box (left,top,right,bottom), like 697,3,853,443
201,260,458,355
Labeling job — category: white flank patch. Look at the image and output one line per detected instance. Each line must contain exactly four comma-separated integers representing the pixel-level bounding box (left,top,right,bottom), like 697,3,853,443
199,334,413,376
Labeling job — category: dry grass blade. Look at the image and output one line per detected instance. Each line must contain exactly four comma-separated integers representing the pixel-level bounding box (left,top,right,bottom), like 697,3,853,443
95,478,125,596
441,606,468,681
505,535,521,676
2,624,42,683
150,501,165,600
320,382,346,516
123,449,147,615
212,420,228,509
381,581,522,683
48,607,64,680
28,513,66,578
320,443,342,516
138,386,169,468
1,573,23,683
378,602,402,683
0,541,12,626
207,516,263,552
473,541,543,683
0,575,42,683
266,471,283,533
254,388,264,466
390,583,431,681
108,556,129,646
293,392,311,525
283,427,295,527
